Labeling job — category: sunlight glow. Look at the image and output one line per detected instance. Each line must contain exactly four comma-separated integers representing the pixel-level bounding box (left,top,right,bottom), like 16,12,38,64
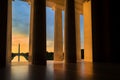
12,56,28,62
12,34,29,53
47,40,54,52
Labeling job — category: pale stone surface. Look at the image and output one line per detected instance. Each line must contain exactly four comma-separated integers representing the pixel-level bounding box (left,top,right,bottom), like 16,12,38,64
75,12,81,62
29,0,34,62
6,0,12,66
26,0,83,14
54,7,63,61
2,61,120,80
83,1,93,62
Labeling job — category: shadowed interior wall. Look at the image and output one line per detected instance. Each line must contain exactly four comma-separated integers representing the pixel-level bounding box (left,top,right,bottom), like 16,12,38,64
0,0,11,67
91,0,117,62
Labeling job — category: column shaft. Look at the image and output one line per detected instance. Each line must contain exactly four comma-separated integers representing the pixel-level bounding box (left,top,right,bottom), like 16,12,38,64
83,1,93,62
54,7,63,61
7,0,12,65
75,12,81,62
32,0,46,65
64,0,77,63
29,0,34,62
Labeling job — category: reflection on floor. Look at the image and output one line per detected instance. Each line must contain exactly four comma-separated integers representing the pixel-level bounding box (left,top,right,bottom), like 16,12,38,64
0,61,120,80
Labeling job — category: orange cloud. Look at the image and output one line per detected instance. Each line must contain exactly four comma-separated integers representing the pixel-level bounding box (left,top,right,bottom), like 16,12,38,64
12,34,29,53
12,34,54,53
47,40,54,52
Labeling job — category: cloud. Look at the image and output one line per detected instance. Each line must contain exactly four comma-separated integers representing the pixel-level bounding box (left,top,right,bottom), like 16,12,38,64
12,0,30,36
47,40,54,52
12,22,30,36
12,34,29,53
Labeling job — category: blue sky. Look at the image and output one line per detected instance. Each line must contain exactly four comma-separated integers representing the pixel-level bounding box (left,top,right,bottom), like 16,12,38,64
12,0,84,52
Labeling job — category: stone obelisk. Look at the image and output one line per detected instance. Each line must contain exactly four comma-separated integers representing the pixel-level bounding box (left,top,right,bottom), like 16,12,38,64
18,43,20,62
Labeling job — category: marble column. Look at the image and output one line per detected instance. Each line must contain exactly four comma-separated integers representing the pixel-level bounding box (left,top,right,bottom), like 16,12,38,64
29,0,34,62
64,0,77,63
75,12,81,62
32,0,46,65
7,0,12,65
54,7,63,61
0,0,12,67
83,0,93,62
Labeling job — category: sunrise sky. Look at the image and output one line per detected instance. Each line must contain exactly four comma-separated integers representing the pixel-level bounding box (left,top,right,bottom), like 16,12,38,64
12,0,84,53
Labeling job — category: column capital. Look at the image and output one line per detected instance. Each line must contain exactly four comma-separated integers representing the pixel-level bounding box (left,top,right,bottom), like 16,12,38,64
22,0,32,5
28,1,31,5
83,0,90,3
52,4,64,11
75,9,81,15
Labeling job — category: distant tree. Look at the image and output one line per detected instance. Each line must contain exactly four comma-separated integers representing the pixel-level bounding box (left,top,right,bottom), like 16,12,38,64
11,51,55,61
11,52,29,61
11,53,18,60
46,51,53,60
21,52,29,60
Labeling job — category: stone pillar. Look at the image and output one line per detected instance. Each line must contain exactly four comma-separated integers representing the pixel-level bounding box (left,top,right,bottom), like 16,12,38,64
0,0,12,67
64,0,77,63
83,0,93,62
54,7,63,61
7,0,12,65
75,12,81,62
32,0,46,65
29,0,34,62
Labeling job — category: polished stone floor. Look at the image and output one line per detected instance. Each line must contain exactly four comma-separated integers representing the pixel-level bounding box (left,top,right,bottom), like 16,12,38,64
0,60,120,80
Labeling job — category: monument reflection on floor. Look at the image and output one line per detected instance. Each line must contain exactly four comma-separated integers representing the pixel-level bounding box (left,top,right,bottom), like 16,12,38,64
1,61,120,80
